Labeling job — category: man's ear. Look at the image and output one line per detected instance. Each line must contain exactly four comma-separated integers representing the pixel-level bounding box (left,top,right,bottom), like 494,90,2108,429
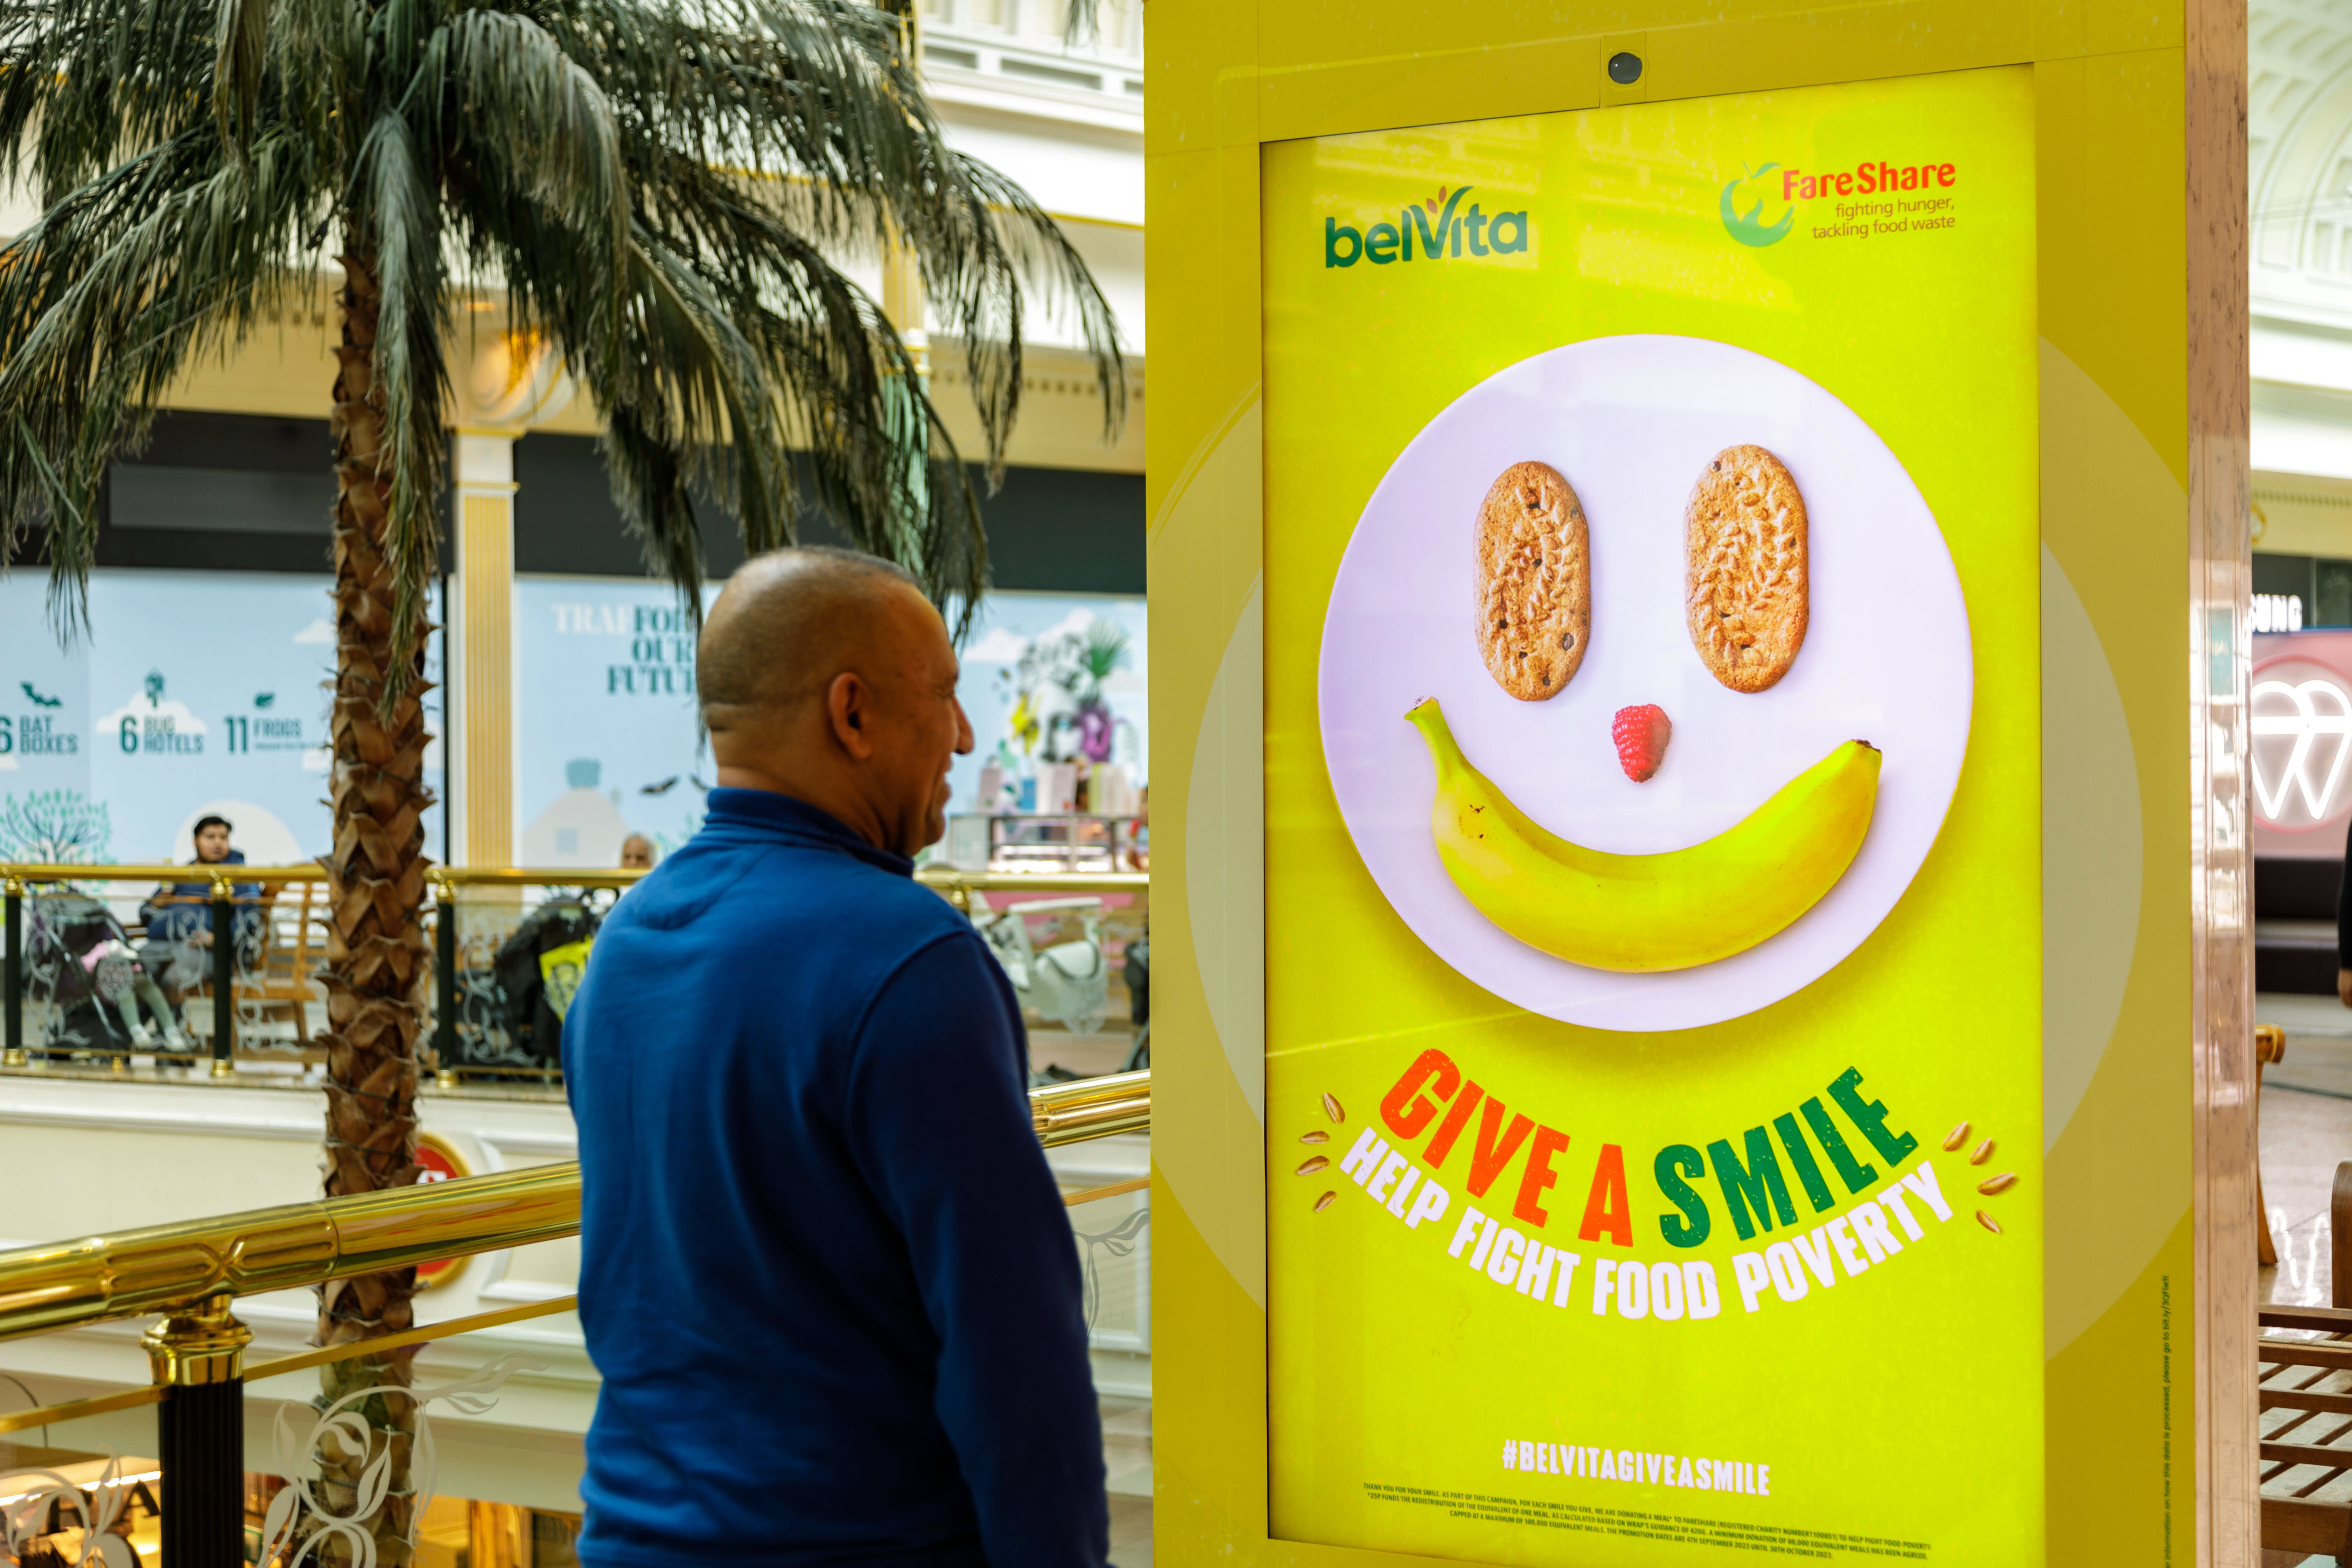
826,670,878,761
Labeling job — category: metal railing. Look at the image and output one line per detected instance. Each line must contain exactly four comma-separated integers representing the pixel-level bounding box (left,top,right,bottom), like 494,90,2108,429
0,1067,1149,1567
0,862,1147,1080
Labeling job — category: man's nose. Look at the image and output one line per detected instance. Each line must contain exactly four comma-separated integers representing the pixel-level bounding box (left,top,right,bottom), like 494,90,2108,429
953,698,975,755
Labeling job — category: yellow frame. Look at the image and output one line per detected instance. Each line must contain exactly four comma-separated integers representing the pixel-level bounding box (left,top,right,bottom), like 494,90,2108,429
1147,1,2250,1564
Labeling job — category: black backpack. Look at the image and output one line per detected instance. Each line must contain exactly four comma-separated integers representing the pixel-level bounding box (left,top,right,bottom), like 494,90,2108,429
490,899,601,1065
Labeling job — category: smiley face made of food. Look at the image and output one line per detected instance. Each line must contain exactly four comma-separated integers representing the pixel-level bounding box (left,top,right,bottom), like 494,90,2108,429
1421,447,1871,974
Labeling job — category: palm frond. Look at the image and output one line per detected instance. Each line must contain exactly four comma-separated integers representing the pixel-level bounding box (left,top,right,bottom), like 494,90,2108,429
0,0,1128,665
0,123,328,631
351,106,446,676
0,0,220,204
426,10,629,280
214,0,272,153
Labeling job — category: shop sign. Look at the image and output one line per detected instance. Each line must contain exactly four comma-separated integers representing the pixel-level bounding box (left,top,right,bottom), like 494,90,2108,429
2252,653,2352,834
413,1133,469,1288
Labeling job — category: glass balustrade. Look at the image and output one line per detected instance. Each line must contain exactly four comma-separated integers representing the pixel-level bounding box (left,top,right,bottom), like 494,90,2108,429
0,866,1149,1090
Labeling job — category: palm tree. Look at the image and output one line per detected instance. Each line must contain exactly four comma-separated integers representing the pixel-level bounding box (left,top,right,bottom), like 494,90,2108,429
0,0,1120,1556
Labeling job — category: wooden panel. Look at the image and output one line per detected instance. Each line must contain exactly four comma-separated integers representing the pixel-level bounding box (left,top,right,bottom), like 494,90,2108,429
2262,1495,2352,1555
2260,1304,2352,1334
2259,1439,2352,1471
2336,1162,2352,1309
2188,0,2255,1557
2260,1340,2352,1373
2262,1386,2352,1417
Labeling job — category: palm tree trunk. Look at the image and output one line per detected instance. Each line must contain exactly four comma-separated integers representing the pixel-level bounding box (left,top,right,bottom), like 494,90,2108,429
312,233,435,1568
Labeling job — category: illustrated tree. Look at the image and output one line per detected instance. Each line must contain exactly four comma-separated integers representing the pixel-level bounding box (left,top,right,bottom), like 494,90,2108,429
0,0,1119,1559
0,789,113,865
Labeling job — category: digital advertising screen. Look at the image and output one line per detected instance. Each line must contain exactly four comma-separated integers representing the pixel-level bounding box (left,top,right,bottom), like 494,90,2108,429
1261,66,2041,1563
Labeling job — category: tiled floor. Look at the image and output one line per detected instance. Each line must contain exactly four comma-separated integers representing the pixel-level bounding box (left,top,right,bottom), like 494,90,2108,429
2262,1084,2349,1310
2257,995,2352,1567
2256,992,2352,1312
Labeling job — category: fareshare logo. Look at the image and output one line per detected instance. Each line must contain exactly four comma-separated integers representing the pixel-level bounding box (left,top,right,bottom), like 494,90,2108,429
1721,155,1962,246
1325,185,1530,269
1718,163,1794,248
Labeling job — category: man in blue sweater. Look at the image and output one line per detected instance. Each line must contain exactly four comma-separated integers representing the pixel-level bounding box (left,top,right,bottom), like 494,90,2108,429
563,547,1108,1568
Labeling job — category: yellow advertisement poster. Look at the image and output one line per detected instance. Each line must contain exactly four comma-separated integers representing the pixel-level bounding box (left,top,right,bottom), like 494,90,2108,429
1264,67,2041,1564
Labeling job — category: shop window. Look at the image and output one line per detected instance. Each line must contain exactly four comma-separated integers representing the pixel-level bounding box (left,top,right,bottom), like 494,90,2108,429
531,1511,582,1568
2318,557,2352,627
409,1499,583,1568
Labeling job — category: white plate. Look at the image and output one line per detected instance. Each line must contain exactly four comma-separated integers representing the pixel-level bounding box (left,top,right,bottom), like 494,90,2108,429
1316,335,1974,1031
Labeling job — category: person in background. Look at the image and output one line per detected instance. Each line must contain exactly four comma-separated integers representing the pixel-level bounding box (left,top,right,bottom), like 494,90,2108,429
564,546,1107,1568
2339,807,2352,1007
139,815,261,1002
619,834,657,871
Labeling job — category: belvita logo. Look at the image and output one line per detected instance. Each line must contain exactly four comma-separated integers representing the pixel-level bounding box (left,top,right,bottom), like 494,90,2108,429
1718,163,1794,248
1325,185,1530,269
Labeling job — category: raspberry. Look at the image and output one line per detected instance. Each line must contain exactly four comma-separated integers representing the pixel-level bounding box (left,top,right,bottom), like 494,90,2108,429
1612,704,1672,783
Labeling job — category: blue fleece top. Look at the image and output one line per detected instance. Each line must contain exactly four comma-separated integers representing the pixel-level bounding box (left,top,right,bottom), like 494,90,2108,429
140,849,262,945
564,789,1106,1568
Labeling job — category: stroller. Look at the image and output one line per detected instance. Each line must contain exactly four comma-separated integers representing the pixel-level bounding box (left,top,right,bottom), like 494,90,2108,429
23,895,190,1058
1121,930,1148,1072
969,892,1110,1037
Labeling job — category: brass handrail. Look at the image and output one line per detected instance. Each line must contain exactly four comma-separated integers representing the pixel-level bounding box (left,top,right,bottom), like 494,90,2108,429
916,869,1148,896
0,863,1147,895
426,867,644,890
0,1297,587,1436
0,1168,1163,1435
0,1161,1161,1435
0,1165,579,1346
1031,1068,1152,1142
0,863,650,889
2,863,336,887
0,1071,1149,1348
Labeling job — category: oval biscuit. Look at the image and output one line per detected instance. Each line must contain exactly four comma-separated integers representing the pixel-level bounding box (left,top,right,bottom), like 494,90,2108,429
1475,461,1589,702
1686,446,1807,693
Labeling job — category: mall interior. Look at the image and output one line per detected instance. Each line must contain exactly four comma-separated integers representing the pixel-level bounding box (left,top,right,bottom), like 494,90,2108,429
0,1,2338,1566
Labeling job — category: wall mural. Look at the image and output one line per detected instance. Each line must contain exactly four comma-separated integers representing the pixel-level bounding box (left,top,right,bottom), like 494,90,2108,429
0,568,444,866
512,578,1149,869
0,569,1139,872
958,591,1148,814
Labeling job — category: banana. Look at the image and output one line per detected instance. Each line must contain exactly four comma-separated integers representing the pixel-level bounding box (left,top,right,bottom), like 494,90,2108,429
1407,698,1879,972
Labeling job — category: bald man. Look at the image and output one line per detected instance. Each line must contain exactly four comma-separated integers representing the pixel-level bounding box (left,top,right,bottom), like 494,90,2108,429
563,548,1107,1568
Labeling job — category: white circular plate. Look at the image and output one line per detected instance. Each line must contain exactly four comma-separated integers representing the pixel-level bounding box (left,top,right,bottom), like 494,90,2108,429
1317,335,1974,1032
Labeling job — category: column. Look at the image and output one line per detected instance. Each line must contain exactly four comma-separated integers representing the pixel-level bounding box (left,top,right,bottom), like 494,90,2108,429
879,0,928,374
882,231,928,373
452,430,518,869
